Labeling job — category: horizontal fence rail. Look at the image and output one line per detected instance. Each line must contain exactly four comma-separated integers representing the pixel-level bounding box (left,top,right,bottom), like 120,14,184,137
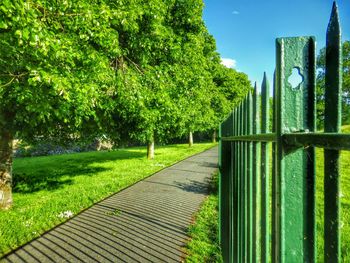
218,2,348,263
221,133,350,150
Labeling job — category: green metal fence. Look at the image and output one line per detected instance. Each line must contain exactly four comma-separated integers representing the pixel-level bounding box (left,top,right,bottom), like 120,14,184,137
218,3,349,262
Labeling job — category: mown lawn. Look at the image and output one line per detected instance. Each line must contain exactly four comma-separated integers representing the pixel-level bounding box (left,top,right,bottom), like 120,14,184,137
0,143,216,256
185,173,222,263
316,147,350,262
315,124,350,262
343,124,350,133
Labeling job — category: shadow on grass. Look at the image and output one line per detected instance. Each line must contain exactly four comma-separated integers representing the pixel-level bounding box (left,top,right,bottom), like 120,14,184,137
12,150,145,194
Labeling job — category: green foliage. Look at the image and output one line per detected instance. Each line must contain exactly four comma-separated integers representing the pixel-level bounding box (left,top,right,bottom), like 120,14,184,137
0,143,215,255
211,63,251,128
0,0,119,139
316,41,350,128
102,0,250,143
0,0,250,144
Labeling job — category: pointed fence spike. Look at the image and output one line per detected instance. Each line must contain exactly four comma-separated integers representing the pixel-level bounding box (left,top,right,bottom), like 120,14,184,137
261,72,270,133
324,1,342,262
260,72,270,263
327,1,341,40
252,78,260,262
325,1,342,132
271,68,277,263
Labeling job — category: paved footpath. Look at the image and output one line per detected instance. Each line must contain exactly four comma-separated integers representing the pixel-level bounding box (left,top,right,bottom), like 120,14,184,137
1,147,218,263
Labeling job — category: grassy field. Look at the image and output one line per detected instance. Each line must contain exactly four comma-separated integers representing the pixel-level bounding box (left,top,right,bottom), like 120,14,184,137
315,124,350,262
0,143,215,256
185,173,222,263
316,148,350,262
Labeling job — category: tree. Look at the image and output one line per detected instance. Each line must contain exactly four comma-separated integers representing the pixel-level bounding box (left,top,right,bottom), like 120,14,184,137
108,0,219,152
316,41,350,128
0,0,120,209
0,0,253,209
103,0,185,158
209,63,251,139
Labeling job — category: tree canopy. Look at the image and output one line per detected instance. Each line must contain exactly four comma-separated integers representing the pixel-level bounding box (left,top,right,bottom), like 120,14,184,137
316,40,350,127
0,0,251,143
0,0,251,208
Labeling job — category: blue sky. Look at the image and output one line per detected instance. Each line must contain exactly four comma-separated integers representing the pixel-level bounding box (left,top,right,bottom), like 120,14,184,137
203,0,350,89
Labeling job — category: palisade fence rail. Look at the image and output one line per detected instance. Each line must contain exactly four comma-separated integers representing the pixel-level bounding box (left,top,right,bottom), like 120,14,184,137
218,3,349,263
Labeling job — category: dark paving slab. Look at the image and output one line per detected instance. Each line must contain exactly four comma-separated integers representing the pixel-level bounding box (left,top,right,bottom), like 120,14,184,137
1,147,218,263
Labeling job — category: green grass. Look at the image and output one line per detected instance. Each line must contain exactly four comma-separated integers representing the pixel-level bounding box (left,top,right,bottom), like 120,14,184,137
185,173,223,263
316,148,350,262
342,124,350,133
0,143,215,256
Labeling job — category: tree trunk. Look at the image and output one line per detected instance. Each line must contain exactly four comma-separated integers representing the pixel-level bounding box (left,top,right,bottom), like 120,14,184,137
189,131,193,147
212,130,217,143
0,131,13,210
147,139,154,160
95,138,102,151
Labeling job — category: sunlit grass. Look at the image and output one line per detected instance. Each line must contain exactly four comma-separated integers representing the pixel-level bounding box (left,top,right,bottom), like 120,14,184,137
0,143,216,256
185,173,222,263
316,148,350,262
342,124,350,133
314,124,350,261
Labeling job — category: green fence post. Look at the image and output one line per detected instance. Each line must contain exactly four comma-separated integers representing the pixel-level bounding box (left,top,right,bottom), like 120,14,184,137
230,108,238,261
247,92,253,263
252,83,261,263
274,37,316,262
253,82,261,262
220,113,234,262
230,109,235,262
324,2,342,262
260,72,270,263
240,99,246,262
233,107,239,262
271,70,277,263
243,96,248,262
238,102,243,262
219,124,222,245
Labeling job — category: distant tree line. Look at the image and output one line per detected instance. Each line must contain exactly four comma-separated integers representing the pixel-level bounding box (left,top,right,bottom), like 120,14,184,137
0,0,251,208
316,40,350,128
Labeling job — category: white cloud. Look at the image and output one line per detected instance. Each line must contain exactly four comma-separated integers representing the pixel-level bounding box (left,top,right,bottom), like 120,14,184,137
232,10,240,15
220,58,237,68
